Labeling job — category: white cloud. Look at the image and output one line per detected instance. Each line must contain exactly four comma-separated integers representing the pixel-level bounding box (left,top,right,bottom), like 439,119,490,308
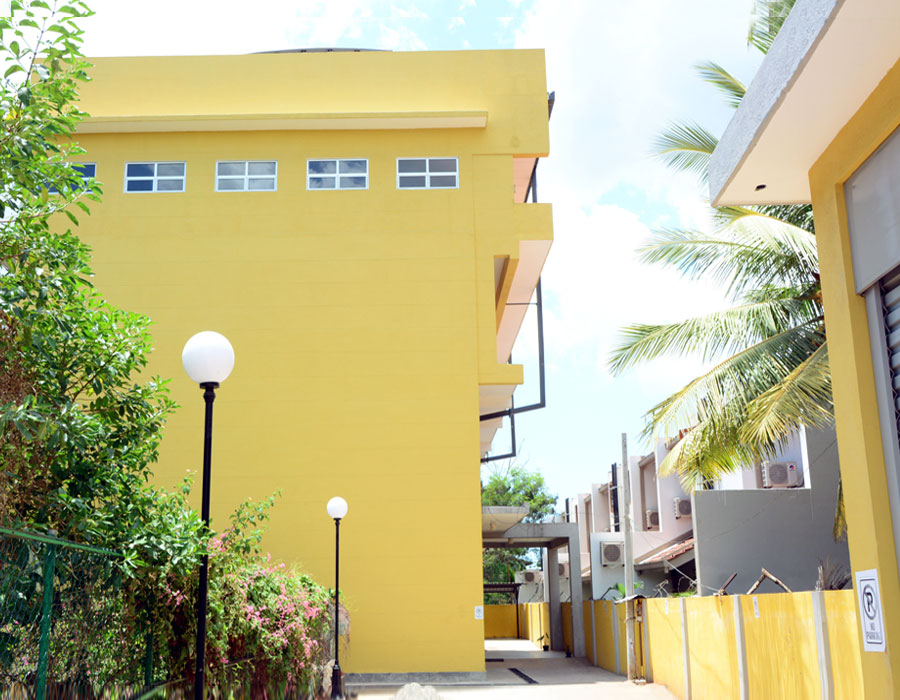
459,0,477,9
448,16,465,30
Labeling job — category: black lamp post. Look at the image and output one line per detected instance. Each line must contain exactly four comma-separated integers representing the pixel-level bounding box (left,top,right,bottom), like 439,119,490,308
182,331,235,700
326,496,348,700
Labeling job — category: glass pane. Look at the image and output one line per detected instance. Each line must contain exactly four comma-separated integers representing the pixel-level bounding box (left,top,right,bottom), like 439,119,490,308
157,178,183,191
217,162,245,176
308,160,336,175
157,162,185,177
248,161,276,176
74,163,96,178
126,179,153,192
398,175,426,188
309,176,336,189
126,163,154,177
339,160,367,174
217,178,244,191
248,178,276,191
339,176,366,189
429,158,457,173
398,159,426,173
429,175,457,188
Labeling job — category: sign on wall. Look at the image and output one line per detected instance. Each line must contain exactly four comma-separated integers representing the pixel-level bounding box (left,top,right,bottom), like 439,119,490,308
856,569,886,652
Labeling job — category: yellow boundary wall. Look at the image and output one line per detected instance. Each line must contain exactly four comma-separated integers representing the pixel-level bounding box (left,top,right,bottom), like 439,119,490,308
637,591,862,699
483,604,518,639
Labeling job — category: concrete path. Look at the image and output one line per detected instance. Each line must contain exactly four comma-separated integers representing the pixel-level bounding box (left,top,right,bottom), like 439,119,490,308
352,639,677,700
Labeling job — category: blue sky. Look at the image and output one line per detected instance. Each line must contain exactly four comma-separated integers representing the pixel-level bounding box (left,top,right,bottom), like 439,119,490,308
80,0,766,506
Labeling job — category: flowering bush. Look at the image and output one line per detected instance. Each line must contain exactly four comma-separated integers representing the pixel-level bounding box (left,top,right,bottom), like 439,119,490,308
125,494,345,697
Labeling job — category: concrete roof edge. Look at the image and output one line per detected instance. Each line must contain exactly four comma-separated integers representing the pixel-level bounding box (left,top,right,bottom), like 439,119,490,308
708,0,843,205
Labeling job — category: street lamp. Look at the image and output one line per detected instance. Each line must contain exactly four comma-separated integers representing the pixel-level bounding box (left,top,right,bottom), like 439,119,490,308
326,496,348,700
182,331,235,700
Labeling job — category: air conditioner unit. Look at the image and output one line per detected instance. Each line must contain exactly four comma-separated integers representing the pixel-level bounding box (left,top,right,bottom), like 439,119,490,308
762,461,803,488
601,542,624,567
558,562,570,578
674,497,692,519
645,510,660,530
515,569,543,584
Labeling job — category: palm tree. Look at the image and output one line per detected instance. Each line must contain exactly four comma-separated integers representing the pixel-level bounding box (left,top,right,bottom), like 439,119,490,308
609,0,837,510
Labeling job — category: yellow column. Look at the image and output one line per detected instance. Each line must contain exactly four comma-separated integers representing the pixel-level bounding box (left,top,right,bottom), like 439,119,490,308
809,56,900,698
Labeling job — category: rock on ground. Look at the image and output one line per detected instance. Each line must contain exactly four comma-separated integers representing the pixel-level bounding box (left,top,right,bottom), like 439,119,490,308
393,683,443,700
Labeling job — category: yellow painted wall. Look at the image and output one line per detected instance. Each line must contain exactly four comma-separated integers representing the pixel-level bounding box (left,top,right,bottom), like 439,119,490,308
825,590,864,700
742,593,820,699
520,603,550,647
69,50,551,674
808,56,900,697
593,600,618,673
646,599,685,699
561,602,573,653
583,601,594,663
483,605,518,639
684,596,739,700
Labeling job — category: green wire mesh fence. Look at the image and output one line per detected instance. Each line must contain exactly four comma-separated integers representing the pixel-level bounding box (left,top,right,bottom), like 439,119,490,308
0,527,149,699
1,528,323,699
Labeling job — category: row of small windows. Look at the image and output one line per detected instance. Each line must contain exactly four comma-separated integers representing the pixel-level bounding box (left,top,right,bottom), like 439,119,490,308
61,158,459,193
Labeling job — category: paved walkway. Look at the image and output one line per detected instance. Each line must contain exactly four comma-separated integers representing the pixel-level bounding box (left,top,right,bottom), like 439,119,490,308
352,639,677,699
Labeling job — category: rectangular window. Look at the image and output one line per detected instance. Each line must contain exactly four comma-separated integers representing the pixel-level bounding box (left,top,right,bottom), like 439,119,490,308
48,163,96,194
216,161,277,192
125,162,186,193
397,157,458,189
307,159,368,190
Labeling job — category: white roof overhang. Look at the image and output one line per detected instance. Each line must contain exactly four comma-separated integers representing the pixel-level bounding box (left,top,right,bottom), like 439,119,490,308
709,0,900,206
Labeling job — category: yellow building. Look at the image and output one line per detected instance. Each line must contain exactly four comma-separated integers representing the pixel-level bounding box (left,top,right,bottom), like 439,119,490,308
71,49,552,677
709,0,900,695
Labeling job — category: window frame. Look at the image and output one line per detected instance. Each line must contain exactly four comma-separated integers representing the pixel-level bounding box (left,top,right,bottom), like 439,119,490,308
123,161,187,193
306,158,369,191
214,160,278,192
396,157,459,190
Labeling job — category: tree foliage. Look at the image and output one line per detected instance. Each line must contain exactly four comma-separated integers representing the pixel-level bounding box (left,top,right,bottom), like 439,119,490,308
608,0,836,495
481,464,557,602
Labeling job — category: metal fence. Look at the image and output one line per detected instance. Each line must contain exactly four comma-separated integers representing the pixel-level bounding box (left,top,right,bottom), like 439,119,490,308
0,527,150,699
0,528,316,700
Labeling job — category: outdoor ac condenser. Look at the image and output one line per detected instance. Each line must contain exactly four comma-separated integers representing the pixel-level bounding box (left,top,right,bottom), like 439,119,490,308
762,461,803,488
516,569,543,584
673,497,692,519
558,562,570,578
601,542,624,567
645,510,660,530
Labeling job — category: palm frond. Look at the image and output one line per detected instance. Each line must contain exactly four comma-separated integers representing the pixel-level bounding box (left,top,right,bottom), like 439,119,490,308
741,342,832,445
651,122,718,182
642,322,824,442
638,215,818,296
714,203,815,234
694,61,746,108
748,0,797,54
608,297,818,374
657,418,758,490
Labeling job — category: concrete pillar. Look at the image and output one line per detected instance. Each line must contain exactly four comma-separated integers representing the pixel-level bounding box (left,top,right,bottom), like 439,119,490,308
547,546,563,651
567,537,587,658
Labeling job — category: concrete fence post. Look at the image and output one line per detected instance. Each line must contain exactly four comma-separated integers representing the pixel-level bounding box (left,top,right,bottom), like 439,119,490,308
733,595,749,700
680,597,691,700
590,601,598,667
612,602,621,674
812,591,835,700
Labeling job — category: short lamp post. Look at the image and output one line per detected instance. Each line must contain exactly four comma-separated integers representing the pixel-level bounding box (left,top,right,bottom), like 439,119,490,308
182,331,235,700
326,496,348,700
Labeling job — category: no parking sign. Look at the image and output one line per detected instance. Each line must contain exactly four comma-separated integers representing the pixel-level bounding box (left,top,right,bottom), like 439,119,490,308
856,569,886,652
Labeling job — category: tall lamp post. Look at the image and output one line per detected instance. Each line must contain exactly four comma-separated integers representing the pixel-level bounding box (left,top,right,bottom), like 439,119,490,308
326,496,348,700
182,331,235,700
